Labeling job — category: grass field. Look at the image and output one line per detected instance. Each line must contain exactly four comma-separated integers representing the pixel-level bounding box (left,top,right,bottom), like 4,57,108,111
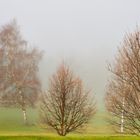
0,136,139,140
0,107,139,139
0,107,113,135
0,107,41,134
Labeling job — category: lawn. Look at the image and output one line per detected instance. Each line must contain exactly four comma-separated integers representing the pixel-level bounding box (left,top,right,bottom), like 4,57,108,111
0,107,42,134
0,107,116,139
0,107,138,139
0,107,113,135
0,136,139,140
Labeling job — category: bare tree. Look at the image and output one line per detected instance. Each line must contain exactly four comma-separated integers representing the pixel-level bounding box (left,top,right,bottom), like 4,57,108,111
105,28,140,135
39,63,96,136
0,20,42,124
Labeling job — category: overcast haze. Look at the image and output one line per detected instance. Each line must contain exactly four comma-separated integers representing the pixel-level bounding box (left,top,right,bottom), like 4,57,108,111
0,0,140,107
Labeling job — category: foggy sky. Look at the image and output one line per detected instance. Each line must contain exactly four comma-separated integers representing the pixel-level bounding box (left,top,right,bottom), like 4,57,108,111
0,0,140,106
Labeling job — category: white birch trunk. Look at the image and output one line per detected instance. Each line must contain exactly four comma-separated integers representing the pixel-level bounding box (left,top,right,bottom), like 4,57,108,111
121,97,125,133
23,109,27,124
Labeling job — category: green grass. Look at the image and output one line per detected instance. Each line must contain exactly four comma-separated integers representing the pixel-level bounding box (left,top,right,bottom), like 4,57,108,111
0,107,138,139
0,107,43,134
0,107,113,135
0,136,139,140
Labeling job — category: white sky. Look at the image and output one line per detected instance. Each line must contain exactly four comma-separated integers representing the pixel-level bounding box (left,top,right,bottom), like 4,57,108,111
0,0,140,106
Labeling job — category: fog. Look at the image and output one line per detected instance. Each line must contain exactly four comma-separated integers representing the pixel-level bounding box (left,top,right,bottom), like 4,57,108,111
0,0,140,107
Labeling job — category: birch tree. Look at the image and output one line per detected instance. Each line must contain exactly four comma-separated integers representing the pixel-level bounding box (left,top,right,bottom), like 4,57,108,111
40,63,96,136
105,28,140,135
0,20,42,124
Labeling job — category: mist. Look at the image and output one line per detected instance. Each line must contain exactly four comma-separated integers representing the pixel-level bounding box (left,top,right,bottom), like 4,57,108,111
0,0,140,107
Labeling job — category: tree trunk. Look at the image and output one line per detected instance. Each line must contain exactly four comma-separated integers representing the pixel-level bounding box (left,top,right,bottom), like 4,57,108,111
22,108,27,125
120,97,125,133
59,131,66,136
57,127,66,136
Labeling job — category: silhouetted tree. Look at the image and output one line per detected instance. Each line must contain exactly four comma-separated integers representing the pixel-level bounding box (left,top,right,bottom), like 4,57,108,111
0,20,42,124
105,29,140,135
40,63,96,136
